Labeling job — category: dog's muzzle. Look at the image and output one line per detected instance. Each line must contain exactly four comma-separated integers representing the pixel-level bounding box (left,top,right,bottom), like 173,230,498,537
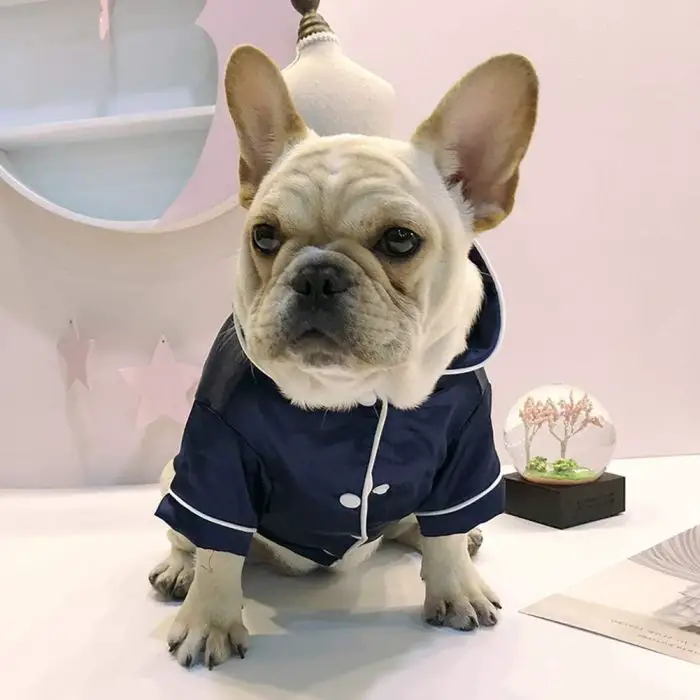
286,261,353,345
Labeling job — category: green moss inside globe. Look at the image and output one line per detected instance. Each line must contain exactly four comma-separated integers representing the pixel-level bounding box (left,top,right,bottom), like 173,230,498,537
523,455,598,483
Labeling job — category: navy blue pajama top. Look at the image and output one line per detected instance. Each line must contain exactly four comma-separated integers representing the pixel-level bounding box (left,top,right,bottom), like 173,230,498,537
156,244,505,566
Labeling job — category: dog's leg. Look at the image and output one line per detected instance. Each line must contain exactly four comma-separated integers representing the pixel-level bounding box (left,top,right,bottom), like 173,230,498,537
419,533,501,631
384,516,484,557
167,548,249,668
148,460,196,600
250,533,320,576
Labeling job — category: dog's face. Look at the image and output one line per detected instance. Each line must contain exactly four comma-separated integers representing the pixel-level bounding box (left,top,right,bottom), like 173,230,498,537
225,46,538,410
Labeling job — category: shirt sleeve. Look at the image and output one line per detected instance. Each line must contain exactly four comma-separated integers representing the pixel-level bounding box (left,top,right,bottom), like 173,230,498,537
415,382,504,537
155,400,265,556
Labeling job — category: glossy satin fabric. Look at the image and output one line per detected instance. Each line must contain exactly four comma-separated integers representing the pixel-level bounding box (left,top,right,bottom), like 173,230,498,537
156,245,504,565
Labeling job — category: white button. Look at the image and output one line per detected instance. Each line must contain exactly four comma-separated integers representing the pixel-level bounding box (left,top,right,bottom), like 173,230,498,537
372,484,390,495
357,393,377,407
339,493,362,509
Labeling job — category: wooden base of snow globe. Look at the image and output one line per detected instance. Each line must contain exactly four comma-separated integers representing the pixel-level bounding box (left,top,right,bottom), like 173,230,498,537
504,471,626,529
503,383,623,528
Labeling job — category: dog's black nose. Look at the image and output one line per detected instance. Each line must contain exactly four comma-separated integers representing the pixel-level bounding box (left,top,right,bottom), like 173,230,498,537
291,264,352,300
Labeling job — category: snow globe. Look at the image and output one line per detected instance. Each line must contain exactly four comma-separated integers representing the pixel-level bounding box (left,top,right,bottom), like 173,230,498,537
504,384,617,486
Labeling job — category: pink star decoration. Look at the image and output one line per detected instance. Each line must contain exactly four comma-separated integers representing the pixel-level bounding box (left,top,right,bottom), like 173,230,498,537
57,320,94,390
120,336,201,430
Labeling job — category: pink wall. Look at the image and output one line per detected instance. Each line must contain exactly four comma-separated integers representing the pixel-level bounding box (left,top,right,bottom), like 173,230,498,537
0,0,698,488
322,0,700,460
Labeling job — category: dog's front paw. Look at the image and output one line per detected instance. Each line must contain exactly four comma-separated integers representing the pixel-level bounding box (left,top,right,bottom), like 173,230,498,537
423,572,501,631
167,603,249,669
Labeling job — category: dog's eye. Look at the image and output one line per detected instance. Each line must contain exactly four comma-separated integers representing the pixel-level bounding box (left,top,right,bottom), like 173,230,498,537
375,227,422,258
251,224,282,255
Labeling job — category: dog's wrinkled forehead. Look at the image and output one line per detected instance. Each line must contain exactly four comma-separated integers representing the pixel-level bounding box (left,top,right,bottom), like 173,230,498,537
250,135,445,243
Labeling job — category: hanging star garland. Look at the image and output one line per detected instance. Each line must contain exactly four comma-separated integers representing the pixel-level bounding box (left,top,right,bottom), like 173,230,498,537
57,319,94,390
119,335,201,430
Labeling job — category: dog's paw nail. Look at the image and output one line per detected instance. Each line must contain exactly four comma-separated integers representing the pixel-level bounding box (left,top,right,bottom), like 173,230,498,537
206,656,216,670
462,616,478,631
493,601,502,610
168,640,182,654
183,654,194,669
477,607,499,627
236,644,247,659
172,584,189,601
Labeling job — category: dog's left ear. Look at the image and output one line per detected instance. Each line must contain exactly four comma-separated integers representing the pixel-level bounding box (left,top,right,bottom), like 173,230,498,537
412,54,538,232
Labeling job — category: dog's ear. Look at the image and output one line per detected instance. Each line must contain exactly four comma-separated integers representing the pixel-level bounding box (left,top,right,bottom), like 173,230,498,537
412,54,538,232
224,45,308,208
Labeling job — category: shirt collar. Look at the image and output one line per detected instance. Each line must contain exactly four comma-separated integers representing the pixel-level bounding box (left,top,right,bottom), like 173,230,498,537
442,242,504,375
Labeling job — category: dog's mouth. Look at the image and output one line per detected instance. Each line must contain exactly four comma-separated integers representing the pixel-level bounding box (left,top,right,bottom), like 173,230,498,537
289,326,342,349
284,322,350,367
296,328,332,342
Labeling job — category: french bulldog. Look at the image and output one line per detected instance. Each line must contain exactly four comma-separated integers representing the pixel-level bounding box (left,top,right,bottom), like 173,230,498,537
149,44,538,668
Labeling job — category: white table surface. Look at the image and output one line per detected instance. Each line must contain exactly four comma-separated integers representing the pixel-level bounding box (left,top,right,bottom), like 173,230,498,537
2,456,699,700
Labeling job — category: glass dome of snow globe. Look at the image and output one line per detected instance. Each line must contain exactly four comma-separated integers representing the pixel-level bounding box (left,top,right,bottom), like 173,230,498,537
504,384,617,486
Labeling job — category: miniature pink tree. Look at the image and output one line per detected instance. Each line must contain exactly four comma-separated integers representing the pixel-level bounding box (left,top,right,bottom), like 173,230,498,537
519,397,558,464
547,391,605,459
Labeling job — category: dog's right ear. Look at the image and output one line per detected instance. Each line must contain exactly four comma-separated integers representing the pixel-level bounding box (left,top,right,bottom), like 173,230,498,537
225,45,308,208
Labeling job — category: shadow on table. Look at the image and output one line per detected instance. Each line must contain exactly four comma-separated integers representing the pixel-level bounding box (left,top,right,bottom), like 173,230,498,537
209,546,438,699
219,609,432,699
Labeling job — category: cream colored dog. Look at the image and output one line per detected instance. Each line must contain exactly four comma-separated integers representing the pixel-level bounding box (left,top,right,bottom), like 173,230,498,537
149,45,538,668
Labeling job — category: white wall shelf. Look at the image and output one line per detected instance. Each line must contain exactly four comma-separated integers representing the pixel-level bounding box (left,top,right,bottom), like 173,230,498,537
0,0,221,232
0,106,215,149
0,0,51,6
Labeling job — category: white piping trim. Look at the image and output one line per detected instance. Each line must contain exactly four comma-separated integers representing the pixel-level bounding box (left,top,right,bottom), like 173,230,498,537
442,241,505,375
353,398,389,547
415,472,503,517
168,489,257,534
233,312,272,379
